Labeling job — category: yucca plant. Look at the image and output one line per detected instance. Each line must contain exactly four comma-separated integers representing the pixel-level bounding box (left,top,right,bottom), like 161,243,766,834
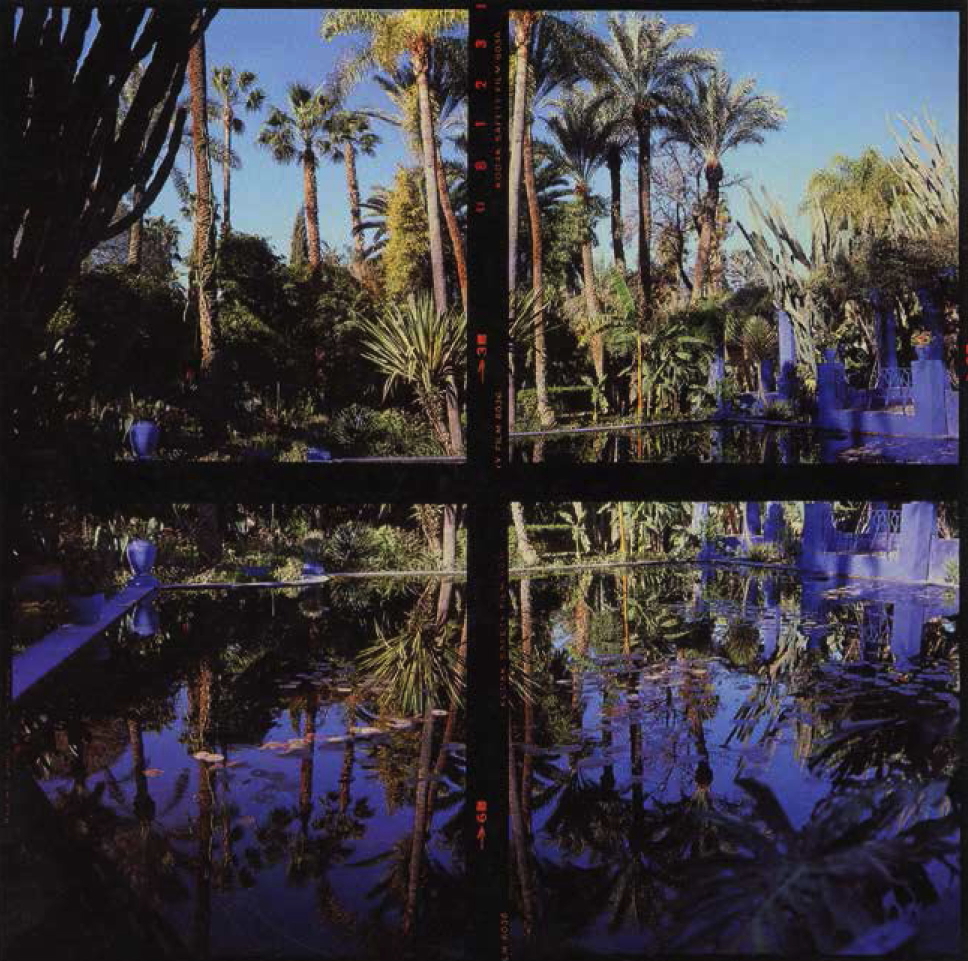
357,291,464,454
738,314,778,400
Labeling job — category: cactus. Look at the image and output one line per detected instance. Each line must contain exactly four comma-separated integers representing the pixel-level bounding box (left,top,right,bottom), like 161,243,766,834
4,7,216,345
737,183,869,375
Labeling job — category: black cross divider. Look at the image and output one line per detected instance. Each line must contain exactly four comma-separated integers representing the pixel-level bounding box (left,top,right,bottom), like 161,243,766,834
7,5,966,961
466,6,510,960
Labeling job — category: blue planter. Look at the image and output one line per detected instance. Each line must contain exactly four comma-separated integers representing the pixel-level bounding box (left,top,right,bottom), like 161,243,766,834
129,420,160,459
130,599,161,636
302,561,327,578
306,447,332,462
68,592,106,626
126,539,157,576
240,564,271,578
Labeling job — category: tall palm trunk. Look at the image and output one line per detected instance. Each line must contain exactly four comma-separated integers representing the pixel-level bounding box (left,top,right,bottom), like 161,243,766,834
413,45,448,316
511,502,538,566
188,23,218,374
606,146,626,271
434,139,467,313
635,113,653,312
692,160,722,301
435,505,459,627
343,140,366,275
302,150,322,270
508,16,531,298
523,123,553,427
635,114,653,419
403,703,436,937
508,15,533,430
579,194,605,381
127,185,144,269
221,104,232,240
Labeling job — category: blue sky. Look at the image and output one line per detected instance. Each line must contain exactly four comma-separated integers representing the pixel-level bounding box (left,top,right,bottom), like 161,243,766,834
149,8,958,267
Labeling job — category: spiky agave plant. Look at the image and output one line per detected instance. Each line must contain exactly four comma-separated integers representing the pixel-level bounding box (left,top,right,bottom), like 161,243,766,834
737,186,864,375
887,112,958,247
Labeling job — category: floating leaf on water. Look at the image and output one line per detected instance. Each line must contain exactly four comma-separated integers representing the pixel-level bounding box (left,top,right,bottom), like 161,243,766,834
325,735,348,744
144,768,164,777
193,751,224,764
431,708,448,717
336,686,353,694
260,741,288,751
350,726,383,737
223,760,245,768
387,719,412,729
286,738,308,749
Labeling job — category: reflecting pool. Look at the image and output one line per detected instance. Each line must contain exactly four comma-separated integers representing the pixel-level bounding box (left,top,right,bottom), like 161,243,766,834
509,566,960,957
511,422,959,464
14,585,466,960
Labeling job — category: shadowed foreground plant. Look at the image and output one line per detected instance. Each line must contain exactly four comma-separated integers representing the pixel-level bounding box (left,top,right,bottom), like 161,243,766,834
665,776,958,955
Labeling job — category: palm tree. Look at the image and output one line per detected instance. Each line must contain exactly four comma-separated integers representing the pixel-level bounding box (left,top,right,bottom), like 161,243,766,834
666,69,785,300
545,92,619,381
187,16,219,374
598,15,716,322
513,14,605,427
320,108,380,275
323,10,468,316
356,186,391,261
370,38,468,311
800,148,904,233
211,65,265,241
257,83,337,272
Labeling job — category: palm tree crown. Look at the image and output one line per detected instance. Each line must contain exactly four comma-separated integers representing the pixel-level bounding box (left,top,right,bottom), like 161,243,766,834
211,66,265,132
545,92,619,197
599,13,717,124
666,68,786,180
257,83,336,165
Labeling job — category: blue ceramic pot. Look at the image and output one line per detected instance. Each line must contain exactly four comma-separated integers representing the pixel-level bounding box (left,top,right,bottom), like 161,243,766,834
240,564,271,578
306,447,332,462
126,539,157,576
129,420,160,459
68,593,105,625
302,561,327,577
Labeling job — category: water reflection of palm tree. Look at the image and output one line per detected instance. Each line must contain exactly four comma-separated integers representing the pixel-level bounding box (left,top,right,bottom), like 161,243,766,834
402,703,436,937
188,658,215,959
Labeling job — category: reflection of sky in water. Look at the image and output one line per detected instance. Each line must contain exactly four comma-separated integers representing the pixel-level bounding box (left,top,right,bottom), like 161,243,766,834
519,568,959,956
21,588,463,959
